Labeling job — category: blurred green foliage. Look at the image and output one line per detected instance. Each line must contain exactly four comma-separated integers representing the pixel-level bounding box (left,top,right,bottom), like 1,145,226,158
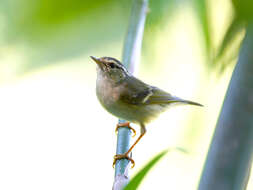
214,16,245,67
193,0,211,57
0,0,251,74
232,0,253,21
0,0,184,73
1,0,126,42
214,0,253,70
0,0,130,72
0,0,213,73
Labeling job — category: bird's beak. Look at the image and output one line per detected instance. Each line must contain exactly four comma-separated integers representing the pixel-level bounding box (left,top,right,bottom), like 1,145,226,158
90,56,102,66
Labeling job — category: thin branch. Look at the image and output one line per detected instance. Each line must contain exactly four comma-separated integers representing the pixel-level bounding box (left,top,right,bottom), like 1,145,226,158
112,0,149,189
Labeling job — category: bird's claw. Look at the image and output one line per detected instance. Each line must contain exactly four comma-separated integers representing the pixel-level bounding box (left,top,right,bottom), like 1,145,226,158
113,153,135,168
115,122,136,137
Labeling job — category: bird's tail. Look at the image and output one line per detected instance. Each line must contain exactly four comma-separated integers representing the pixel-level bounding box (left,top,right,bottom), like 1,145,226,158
170,96,203,107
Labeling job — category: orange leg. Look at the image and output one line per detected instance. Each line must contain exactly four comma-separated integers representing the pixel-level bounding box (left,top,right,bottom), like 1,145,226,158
113,124,146,168
115,122,136,137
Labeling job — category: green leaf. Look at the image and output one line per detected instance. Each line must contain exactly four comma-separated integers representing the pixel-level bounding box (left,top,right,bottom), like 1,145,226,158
123,150,168,190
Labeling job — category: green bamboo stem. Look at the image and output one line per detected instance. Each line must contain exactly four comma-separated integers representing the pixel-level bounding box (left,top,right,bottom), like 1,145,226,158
113,0,148,189
198,22,253,190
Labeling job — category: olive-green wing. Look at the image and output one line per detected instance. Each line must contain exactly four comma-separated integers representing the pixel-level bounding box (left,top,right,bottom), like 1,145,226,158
145,87,203,106
119,76,153,105
120,76,202,106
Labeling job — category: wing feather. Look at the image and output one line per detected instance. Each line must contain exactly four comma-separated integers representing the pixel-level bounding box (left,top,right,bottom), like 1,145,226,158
119,77,202,107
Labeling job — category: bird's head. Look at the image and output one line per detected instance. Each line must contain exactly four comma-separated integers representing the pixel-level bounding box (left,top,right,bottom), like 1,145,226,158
90,56,129,82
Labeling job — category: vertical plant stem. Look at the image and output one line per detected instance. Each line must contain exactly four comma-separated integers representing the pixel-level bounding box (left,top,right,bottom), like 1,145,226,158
198,22,253,190
112,0,148,189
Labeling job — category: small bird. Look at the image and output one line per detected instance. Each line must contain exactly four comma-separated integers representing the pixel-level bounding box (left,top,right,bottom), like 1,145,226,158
91,56,202,167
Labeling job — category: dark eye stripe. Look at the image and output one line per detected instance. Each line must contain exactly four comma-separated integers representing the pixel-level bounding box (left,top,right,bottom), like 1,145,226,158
109,63,122,69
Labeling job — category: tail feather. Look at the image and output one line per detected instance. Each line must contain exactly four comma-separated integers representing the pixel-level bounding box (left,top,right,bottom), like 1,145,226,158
180,100,203,107
171,96,203,107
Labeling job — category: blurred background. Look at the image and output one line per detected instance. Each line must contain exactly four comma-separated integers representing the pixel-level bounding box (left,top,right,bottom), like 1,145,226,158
0,0,251,189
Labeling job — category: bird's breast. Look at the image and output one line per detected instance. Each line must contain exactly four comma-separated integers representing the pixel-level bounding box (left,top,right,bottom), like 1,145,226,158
96,77,122,109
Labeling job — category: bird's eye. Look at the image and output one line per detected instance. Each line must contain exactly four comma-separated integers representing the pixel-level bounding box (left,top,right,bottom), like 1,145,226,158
109,63,121,69
110,63,116,68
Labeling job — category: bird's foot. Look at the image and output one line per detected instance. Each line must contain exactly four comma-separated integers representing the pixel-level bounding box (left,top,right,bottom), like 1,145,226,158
113,153,135,168
115,122,136,137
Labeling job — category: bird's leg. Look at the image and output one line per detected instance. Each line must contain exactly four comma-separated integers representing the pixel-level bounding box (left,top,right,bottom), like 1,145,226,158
115,121,136,137
125,124,146,155
113,124,146,168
